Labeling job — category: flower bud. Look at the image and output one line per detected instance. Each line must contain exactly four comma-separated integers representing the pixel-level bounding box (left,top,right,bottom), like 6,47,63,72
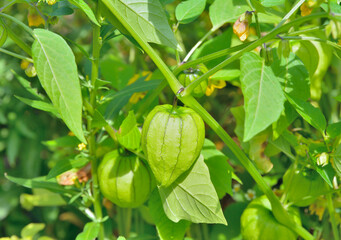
260,47,273,66
317,152,329,167
233,11,253,42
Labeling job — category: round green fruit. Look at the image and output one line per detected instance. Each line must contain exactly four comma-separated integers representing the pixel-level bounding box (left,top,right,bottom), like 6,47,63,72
142,104,205,187
283,165,328,207
98,151,155,208
178,64,208,98
241,195,301,240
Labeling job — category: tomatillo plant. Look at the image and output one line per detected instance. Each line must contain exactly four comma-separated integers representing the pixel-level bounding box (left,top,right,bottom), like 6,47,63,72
1,0,341,240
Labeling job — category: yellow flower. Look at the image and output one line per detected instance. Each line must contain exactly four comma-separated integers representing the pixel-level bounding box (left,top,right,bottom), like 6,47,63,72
27,12,45,27
205,79,226,96
77,143,86,151
46,0,56,5
68,131,75,136
128,71,152,103
20,60,30,70
309,197,326,220
300,2,313,16
233,11,253,42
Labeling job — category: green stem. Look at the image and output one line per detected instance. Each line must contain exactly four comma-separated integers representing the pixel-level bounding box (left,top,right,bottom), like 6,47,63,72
116,207,132,237
182,12,328,97
88,3,104,240
183,28,214,62
327,190,340,240
0,48,33,62
174,41,253,75
101,1,314,239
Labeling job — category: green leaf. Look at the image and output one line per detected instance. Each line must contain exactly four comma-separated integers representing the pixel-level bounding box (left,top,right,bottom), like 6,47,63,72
209,0,249,29
292,40,319,78
11,70,44,100
20,189,66,211
175,0,206,24
5,174,78,195
68,0,100,26
192,28,233,68
158,155,227,225
148,190,190,240
271,51,310,101
117,237,126,240
210,69,241,82
240,52,285,142
32,29,85,143
104,78,161,119
47,157,89,179
15,96,59,117
285,94,326,133
75,222,100,240
327,122,341,139
335,95,341,102
260,0,284,7
201,139,233,198
102,0,180,51
21,223,45,238
118,111,141,150
43,135,80,148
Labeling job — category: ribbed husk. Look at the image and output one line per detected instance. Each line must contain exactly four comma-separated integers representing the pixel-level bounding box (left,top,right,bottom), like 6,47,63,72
98,151,155,208
142,104,205,187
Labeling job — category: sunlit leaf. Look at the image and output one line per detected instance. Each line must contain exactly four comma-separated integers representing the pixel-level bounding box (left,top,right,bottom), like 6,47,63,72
32,29,85,143
158,155,227,225
240,52,285,142
75,222,100,240
118,111,141,150
148,190,190,240
175,0,206,24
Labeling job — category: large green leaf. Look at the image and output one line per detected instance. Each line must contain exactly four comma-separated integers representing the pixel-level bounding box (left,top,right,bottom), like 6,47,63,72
201,139,233,199
148,190,190,240
285,93,326,133
118,111,141,150
32,29,85,143
75,222,100,240
158,155,227,225
271,51,310,101
102,0,180,50
240,52,285,142
175,0,206,24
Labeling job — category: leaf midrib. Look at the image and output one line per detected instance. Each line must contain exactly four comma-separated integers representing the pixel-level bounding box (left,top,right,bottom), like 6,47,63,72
35,33,78,134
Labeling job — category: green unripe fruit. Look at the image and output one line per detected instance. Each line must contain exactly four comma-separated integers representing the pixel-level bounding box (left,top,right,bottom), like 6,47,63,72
241,195,301,240
283,166,328,207
0,25,7,47
98,151,155,208
178,64,208,98
142,104,205,187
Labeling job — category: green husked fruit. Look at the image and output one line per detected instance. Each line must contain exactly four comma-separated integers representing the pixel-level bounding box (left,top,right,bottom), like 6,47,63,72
142,104,205,187
283,165,328,207
178,64,208,98
98,151,155,208
0,25,7,47
241,195,301,240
